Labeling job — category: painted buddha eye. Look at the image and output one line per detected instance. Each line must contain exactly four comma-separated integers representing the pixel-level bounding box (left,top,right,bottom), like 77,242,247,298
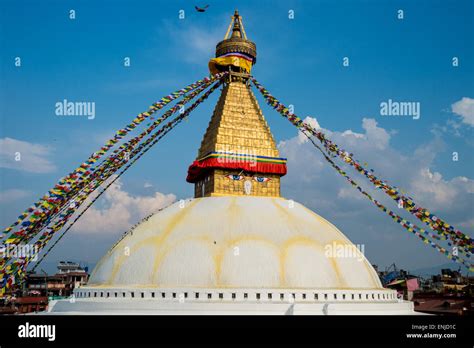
225,174,244,181
254,176,270,183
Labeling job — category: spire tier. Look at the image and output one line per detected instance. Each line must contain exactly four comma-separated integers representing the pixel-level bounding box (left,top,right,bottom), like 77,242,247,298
189,12,286,197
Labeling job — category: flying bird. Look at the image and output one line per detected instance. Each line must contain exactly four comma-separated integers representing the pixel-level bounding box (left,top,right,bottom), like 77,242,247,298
195,5,209,12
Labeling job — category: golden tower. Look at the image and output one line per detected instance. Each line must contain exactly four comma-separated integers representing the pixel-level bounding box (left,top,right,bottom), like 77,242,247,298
187,10,287,198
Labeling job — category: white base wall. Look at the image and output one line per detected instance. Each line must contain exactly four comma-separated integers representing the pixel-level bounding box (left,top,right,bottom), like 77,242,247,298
45,285,416,315
46,298,415,315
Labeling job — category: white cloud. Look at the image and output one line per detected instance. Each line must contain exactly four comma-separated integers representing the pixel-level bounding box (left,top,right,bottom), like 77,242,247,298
0,137,56,173
341,129,364,139
361,118,390,150
72,178,176,234
278,117,473,269
410,168,458,206
410,171,474,210
281,117,470,212
0,189,31,203
451,97,474,126
279,117,394,185
297,116,322,144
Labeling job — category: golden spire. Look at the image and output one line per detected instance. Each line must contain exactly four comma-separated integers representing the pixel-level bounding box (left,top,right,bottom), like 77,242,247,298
187,11,287,198
225,10,247,39
209,10,257,75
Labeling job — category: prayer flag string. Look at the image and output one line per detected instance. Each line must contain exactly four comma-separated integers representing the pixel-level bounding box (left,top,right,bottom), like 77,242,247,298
0,73,227,242
0,78,224,294
251,77,472,269
0,76,225,296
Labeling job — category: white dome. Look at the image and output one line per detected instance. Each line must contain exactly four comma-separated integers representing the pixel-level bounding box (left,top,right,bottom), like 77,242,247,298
88,196,382,290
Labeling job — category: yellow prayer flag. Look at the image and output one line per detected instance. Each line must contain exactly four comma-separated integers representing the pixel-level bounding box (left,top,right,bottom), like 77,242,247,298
209,56,253,75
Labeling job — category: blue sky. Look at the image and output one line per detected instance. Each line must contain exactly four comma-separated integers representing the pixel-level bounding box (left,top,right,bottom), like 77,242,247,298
1,0,473,273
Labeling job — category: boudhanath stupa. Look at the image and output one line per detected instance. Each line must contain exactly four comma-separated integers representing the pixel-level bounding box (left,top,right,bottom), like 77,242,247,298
47,11,415,315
